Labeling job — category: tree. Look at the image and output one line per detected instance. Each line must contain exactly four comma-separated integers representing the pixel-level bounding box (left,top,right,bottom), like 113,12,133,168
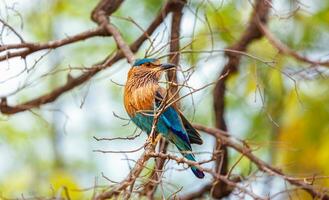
1,0,329,199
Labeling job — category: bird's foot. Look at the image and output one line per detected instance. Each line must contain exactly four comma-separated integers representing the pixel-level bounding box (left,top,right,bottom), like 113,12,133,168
146,133,161,147
153,134,162,145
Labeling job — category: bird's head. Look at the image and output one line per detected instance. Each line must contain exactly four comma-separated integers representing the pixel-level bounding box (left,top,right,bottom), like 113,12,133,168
127,58,176,82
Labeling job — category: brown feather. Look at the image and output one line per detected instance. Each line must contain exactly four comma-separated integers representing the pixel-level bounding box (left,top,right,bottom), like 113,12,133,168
124,66,162,117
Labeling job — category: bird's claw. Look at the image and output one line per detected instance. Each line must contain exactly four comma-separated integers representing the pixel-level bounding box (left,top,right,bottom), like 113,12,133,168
145,133,161,148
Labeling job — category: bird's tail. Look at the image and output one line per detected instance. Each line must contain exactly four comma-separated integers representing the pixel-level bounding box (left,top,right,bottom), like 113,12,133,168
182,152,205,179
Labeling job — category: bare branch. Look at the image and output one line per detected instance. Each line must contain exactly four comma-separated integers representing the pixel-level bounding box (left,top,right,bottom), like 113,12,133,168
194,124,329,200
0,26,108,61
257,20,329,68
211,0,272,198
94,137,157,200
91,0,124,23
141,0,186,197
0,0,174,115
91,0,135,64
147,152,266,200
0,18,24,42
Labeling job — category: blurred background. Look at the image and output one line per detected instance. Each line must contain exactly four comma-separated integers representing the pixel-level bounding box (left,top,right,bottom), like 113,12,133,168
0,0,329,199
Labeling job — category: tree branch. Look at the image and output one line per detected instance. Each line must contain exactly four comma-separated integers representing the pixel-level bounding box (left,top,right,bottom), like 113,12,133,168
0,26,108,61
94,144,156,200
257,21,329,68
147,152,265,200
91,0,124,23
141,1,186,198
193,124,329,200
0,0,174,115
212,0,272,198
91,0,134,64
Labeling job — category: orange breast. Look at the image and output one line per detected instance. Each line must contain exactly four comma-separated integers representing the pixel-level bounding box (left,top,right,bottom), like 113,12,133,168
124,83,158,117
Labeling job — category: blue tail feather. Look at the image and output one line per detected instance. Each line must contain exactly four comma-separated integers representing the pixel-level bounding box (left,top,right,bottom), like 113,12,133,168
191,166,205,179
184,153,205,179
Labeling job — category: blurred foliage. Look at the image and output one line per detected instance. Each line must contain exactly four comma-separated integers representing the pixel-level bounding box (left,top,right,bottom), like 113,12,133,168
0,0,329,199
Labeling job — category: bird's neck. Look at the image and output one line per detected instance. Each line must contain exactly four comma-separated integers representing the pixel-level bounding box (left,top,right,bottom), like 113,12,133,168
126,72,159,90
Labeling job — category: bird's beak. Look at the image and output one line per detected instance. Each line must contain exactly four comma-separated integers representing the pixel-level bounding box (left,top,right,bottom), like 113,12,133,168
160,63,176,70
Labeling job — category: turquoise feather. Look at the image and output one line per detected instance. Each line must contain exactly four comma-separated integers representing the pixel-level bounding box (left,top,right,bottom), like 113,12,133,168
131,100,204,178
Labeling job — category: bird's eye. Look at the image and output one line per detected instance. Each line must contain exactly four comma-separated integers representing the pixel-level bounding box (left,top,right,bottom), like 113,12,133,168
145,63,151,67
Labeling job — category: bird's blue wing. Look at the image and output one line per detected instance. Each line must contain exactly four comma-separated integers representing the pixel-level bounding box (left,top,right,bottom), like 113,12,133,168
131,111,169,136
130,90,204,178
179,112,203,145
155,91,204,178
155,91,192,149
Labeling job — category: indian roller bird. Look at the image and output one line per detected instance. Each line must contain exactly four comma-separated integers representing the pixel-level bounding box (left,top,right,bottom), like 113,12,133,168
123,58,205,179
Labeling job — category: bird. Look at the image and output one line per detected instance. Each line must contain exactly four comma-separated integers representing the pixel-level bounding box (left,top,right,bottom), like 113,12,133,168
123,58,205,179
